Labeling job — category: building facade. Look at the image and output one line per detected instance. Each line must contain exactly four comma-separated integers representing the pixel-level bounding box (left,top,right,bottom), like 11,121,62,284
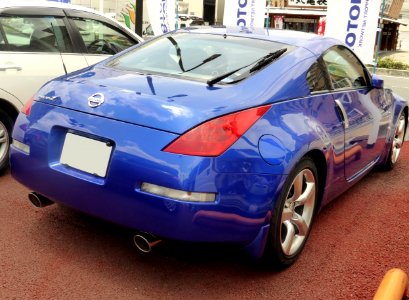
266,0,406,51
70,0,225,30
398,0,409,49
68,0,405,50
266,0,326,33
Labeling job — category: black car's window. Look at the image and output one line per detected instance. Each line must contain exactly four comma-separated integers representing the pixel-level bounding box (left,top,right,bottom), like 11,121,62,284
71,18,135,55
323,46,370,90
0,16,72,53
108,32,294,83
306,61,330,93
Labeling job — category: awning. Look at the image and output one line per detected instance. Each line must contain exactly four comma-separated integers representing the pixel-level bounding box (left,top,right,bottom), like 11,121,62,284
382,17,407,26
266,8,327,17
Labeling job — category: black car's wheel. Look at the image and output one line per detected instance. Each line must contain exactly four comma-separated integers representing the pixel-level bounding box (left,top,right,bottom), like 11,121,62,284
264,157,318,268
0,109,13,173
382,112,406,171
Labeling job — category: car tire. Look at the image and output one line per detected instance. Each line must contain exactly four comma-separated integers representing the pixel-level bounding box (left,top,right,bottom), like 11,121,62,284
0,109,13,174
264,156,318,269
382,112,406,171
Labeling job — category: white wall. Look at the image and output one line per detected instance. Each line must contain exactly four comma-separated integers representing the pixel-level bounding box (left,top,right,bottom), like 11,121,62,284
400,0,409,32
72,0,204,17
71,0,131,13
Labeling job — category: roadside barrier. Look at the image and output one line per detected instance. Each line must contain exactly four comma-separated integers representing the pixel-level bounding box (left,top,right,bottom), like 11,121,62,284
373,268,408,300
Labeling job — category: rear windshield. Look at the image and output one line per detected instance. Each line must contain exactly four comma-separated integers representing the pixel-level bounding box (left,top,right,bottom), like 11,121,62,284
107,32,294,84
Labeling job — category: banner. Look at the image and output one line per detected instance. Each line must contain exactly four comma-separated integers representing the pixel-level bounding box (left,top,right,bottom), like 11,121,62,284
223,0,266,29
146,0,176,36
274,16,284,29
325,0,381,64
317,17,326,36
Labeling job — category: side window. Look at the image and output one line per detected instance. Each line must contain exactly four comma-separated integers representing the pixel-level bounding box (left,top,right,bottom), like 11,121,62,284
70,18,136,55
0,27,5,50
0,16,72,53
306,61,329,93
323,46,369,90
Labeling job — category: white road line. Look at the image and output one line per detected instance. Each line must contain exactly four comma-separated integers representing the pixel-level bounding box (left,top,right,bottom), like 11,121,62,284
387,86,409,89
380,75,409,80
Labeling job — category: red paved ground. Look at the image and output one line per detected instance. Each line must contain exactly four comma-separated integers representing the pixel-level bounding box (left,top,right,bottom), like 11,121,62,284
0,147,408,299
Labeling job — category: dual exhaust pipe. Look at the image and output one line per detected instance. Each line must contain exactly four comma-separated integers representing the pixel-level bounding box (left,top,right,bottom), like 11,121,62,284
27,192,161,253
28,192,54,208
133,233,161,253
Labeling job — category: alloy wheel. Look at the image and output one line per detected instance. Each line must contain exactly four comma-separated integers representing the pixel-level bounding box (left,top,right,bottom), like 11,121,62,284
0,121,9,163
280,168,316,256
391,116,406,164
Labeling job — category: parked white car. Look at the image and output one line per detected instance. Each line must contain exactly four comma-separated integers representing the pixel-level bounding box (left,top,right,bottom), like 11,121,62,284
0,0,143,172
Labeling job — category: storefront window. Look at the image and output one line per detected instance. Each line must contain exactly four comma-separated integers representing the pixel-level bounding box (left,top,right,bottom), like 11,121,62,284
283,18,318,33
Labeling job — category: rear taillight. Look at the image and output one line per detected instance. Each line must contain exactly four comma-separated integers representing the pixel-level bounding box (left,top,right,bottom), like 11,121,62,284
164,105,271,156
21,96,35,116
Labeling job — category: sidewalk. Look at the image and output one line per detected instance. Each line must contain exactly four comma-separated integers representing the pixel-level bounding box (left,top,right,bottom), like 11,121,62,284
370,50,409,77
379,49,409,64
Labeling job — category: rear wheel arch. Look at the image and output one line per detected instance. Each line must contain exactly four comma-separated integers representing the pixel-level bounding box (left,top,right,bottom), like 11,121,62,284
304,149,327,211
264,155,320,268
381,108,407,171
263,151,327,268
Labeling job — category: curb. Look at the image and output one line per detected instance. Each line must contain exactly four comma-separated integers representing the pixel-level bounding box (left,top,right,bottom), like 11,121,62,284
367,67,409,78
373,268,408,300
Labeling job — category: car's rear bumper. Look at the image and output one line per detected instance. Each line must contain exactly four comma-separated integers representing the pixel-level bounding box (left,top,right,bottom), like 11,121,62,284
10,103,285,247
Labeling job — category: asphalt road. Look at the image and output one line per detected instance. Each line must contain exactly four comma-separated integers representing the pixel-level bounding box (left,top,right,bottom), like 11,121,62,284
381,75,409,102
1,146,409,299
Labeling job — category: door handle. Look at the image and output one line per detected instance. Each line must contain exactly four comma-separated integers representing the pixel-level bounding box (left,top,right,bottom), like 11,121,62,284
335,99,349,129
0,65,22,71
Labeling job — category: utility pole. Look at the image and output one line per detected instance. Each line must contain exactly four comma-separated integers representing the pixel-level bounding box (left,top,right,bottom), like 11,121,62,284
265,3,270,30
374,0,386,74
135,0,143,36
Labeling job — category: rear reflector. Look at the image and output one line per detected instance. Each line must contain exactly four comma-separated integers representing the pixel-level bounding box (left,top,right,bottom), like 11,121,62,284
141,182,216,202
163,105,271,156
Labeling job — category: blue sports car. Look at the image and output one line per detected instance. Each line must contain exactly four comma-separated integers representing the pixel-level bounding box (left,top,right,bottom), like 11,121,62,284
10,28,408,268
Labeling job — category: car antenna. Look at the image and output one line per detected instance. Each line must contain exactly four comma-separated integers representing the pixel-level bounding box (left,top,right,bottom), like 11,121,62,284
50,22,68,74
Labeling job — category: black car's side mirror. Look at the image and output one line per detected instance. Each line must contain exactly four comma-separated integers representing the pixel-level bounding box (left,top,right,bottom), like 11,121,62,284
372,74,384,89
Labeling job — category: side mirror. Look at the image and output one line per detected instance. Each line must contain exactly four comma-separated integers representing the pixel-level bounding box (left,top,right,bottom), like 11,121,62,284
372,74,384,89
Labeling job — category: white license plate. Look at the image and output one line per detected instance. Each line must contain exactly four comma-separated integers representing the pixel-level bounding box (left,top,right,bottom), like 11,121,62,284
60,133,113,177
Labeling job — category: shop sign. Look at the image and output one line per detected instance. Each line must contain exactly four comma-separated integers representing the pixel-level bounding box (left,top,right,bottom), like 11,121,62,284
146,0,176,36
325,0,381,64
223,0,266,29
288,0,327,7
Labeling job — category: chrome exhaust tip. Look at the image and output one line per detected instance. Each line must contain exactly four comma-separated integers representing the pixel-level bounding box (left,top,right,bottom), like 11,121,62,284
133,233,161,253
28,192,54,208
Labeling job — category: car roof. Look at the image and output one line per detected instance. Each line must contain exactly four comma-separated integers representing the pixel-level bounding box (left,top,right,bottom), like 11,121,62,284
0,0,143,42
181,27,341,56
